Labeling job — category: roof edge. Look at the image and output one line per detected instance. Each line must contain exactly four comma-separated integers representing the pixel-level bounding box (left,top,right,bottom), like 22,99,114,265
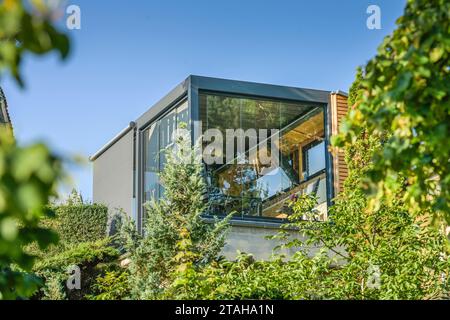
190,74,332,94
330,90,349,97
89,122,136,161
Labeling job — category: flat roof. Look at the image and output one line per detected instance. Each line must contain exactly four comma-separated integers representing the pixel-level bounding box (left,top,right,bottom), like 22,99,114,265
90,75,347,161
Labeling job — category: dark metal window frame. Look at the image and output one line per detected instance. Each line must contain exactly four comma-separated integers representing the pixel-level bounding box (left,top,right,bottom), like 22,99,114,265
302,139,326,178
137,96,188,232
134,76,335,232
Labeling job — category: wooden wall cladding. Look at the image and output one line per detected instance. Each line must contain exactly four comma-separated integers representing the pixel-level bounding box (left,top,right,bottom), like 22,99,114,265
330,92,349,195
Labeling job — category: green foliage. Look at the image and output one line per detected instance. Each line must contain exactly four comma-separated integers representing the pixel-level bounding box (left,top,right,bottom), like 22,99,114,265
120,130,232,299
278,123,450,299
324,2,450,297
87,270,130,300
347,66,364,107
0,0,72,300
282,192,449,299
33,238,120,300
0,0,70,87
164,252,333,300
169,42,450,298
52,201,109,246
33,238,119,272
23,194,117,300
0,127,62,299
26,196,109,259
40,271,66,300
334,0,450,222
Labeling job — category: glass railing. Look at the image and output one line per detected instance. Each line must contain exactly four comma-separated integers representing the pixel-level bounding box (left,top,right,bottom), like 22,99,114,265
205,171,328,221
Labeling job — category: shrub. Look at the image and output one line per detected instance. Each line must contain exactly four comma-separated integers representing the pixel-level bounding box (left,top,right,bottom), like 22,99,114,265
33,238,120,300
26,197,110,259
87,270,130,300
53,203,109,245
33,238,119,272
165,252,333,300
170,28,450,299
23,191,117,300
40,272,66,300
280,191,450,299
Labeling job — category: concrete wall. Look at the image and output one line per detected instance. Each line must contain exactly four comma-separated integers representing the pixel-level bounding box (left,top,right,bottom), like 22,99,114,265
221,224,341,261
221,224,313,261
93,130,134,216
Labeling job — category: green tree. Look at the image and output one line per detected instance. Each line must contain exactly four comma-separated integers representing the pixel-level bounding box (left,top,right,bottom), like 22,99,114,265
334,0,450,222
275,55,450,299
0,0,70,87
87,270,130,301
347,67,364,107
120,129,232,299
0,127,63,299
282,169,449,299
0,0,70,299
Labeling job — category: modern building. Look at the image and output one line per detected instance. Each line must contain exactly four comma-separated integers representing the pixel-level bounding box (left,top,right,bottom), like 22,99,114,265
90,76,348,259
0,86,12,126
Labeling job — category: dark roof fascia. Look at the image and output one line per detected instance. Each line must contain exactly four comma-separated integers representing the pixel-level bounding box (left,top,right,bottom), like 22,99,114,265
190,75,331,104
90,75,334,160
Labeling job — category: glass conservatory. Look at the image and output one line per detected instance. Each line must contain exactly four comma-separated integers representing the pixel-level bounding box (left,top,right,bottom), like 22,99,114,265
91,76,348,232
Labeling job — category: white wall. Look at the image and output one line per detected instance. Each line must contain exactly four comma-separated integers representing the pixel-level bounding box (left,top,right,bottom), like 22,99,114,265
93,130,134,216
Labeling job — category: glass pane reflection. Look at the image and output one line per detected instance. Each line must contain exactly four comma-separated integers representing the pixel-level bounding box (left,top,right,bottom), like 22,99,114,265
200,93,328,220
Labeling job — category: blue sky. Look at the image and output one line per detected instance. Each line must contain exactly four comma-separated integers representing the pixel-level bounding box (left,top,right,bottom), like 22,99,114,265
3,0,406,200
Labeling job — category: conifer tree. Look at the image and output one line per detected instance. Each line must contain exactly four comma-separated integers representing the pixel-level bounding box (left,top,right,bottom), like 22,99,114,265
121,128,231,299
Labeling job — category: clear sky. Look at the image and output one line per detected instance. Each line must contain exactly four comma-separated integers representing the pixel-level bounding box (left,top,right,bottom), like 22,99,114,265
2,0,407,201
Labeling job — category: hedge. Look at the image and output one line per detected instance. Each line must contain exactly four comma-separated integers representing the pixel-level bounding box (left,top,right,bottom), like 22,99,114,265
51,203,109,245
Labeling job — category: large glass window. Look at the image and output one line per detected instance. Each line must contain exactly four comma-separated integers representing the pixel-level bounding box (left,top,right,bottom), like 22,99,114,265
143,122,159,202
303,141,326,178
142,94,329,223
142,100,189,205
200,93,328,221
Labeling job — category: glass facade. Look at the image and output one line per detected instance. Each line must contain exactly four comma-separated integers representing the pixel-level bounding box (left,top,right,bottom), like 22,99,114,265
199,93,328,220
142,100,189,203
141,92,329,223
